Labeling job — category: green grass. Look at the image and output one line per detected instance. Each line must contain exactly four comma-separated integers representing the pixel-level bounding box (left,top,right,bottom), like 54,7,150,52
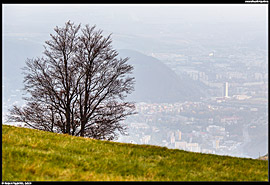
2,125,268,181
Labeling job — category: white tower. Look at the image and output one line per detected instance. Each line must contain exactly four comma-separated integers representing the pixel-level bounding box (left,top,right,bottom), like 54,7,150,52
225,82,229,98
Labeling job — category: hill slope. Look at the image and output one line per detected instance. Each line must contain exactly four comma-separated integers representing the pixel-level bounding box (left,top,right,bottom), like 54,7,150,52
118,49,207,103
2,125,268,181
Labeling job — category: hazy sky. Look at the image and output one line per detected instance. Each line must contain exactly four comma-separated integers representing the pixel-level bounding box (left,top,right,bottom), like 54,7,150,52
3,4,268,56
3,4,268,37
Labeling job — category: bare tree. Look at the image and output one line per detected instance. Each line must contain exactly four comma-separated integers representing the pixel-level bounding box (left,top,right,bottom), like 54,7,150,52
7,21,136,140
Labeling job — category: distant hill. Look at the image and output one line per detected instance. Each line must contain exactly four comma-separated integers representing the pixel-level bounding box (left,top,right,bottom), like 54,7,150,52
118,49,206,103
2,125,268,181
3,41,206,105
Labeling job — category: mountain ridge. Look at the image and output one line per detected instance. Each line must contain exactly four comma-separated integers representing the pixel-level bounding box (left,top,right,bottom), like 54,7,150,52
118,49,206,103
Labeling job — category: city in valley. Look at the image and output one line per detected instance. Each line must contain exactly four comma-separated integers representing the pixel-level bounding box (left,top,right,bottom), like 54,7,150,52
118,45,268,159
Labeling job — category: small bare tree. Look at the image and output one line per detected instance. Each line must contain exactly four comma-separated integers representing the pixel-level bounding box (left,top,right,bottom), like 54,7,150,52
7,21,136,140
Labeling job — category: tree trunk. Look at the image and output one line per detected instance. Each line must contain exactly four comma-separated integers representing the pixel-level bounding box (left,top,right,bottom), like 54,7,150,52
80,117,86,137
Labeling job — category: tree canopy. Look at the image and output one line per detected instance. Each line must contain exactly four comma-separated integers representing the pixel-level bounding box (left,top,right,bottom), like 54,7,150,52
7,21,136,140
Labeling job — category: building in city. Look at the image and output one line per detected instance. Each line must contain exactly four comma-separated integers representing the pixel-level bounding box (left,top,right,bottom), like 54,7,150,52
222,82,229,97
175,130,182,141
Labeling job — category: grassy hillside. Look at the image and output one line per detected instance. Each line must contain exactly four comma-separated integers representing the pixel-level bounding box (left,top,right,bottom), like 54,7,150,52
2,125,268,181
